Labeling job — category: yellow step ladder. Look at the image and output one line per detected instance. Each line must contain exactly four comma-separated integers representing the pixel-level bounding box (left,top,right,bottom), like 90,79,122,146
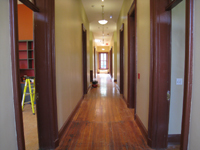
21,78,35,115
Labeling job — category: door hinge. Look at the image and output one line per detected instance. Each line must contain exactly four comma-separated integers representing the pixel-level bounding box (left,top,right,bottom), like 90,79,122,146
167,90,170,101
36,93,39,100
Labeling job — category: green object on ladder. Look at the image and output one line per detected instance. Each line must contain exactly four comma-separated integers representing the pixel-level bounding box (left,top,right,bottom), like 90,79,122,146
21,78,35,115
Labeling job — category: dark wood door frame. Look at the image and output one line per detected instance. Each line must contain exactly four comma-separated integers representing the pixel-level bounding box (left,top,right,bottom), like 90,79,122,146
127,1,137,110
148,0,194,149
148,0,171,148
10,0,59,149
120,24,124,95
94,47,97,78
10,1,25,149
180,0,194,149
82,24,87,95
110,47,113,78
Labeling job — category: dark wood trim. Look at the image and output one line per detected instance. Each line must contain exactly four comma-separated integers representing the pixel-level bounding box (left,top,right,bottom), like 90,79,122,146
82,24,87,95
180,0,194,149
120,23,124,95
116,84,120,93
90,70,93,82
94,47,96,78
34,0,59,148
110,48,113,78
87,84,92,93
9,0,26,149
58,96,84,140
127,0,137,110
19,0,39,12
148,0,171,148
135,114,148,141
168,134,181,144
165,0,183,11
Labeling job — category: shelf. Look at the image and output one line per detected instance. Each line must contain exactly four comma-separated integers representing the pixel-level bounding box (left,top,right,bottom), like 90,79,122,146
18,40,35,80
20,68,34,70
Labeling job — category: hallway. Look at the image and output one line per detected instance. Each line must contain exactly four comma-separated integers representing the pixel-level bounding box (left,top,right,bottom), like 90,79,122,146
56,74,151,150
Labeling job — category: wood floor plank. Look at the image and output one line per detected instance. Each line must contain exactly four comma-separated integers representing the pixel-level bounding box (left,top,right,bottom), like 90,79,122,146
56,74,178,150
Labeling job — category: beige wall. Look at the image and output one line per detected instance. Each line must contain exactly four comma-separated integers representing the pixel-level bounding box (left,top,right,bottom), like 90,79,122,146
116,0,150,130
136,0,150,130
55,0,90,130
168,0,185,134
188,0,200,149
111,31,117,80
0,0,18,149
116,0,134,100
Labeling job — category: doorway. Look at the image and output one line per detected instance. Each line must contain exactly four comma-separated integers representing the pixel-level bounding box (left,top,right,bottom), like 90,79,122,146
168,0,185,147
119,24,124,95
10,0,59,149
148,0,194,149
82,24,87,95
17,3,38,149
94,47,97,79
110,47,113,78
127,1,137,109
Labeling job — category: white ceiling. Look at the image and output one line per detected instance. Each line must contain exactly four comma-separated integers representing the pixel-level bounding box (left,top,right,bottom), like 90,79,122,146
81,0,124,46
18,0,124,46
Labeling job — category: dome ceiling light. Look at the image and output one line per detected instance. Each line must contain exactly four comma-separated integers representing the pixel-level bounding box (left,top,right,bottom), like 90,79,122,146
98,5,108,25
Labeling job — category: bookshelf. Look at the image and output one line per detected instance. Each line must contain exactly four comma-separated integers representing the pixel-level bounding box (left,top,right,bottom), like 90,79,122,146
18,40,35,81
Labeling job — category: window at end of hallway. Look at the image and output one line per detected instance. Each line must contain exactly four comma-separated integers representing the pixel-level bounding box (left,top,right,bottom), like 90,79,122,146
99,53,108,69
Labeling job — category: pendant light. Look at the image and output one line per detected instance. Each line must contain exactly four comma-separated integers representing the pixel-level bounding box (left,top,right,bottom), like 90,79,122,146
98,5,108,25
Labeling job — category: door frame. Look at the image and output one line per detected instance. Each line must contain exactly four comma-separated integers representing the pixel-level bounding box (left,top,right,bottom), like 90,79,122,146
148,0,194,149
180,0,194,149
148,0,171,148
110,47,113,78
94,47,97,78
127,1,137,110
120,24,124,95
82,24,87,95
10,0,59,149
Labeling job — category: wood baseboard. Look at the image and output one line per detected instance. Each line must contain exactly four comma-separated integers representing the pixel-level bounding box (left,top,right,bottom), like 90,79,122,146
58,96,84,140
135,114,148,141
116,84,120,92
87,84,92,93
168,134,181,144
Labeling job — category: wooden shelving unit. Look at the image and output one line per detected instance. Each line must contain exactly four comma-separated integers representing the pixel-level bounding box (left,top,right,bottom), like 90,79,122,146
18,40,35,81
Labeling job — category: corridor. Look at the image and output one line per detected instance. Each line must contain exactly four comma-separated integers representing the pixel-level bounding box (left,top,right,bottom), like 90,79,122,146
56,74,151,150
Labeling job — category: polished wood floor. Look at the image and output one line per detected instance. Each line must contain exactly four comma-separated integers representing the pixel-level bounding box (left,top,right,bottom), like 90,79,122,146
56,74,179,150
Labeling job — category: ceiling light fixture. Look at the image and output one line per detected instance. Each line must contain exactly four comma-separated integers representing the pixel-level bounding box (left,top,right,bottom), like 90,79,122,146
98,5,108,25
102,48,105,50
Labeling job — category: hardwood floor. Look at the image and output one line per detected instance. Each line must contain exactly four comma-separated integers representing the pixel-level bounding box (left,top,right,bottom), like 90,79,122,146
56,74,179,150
